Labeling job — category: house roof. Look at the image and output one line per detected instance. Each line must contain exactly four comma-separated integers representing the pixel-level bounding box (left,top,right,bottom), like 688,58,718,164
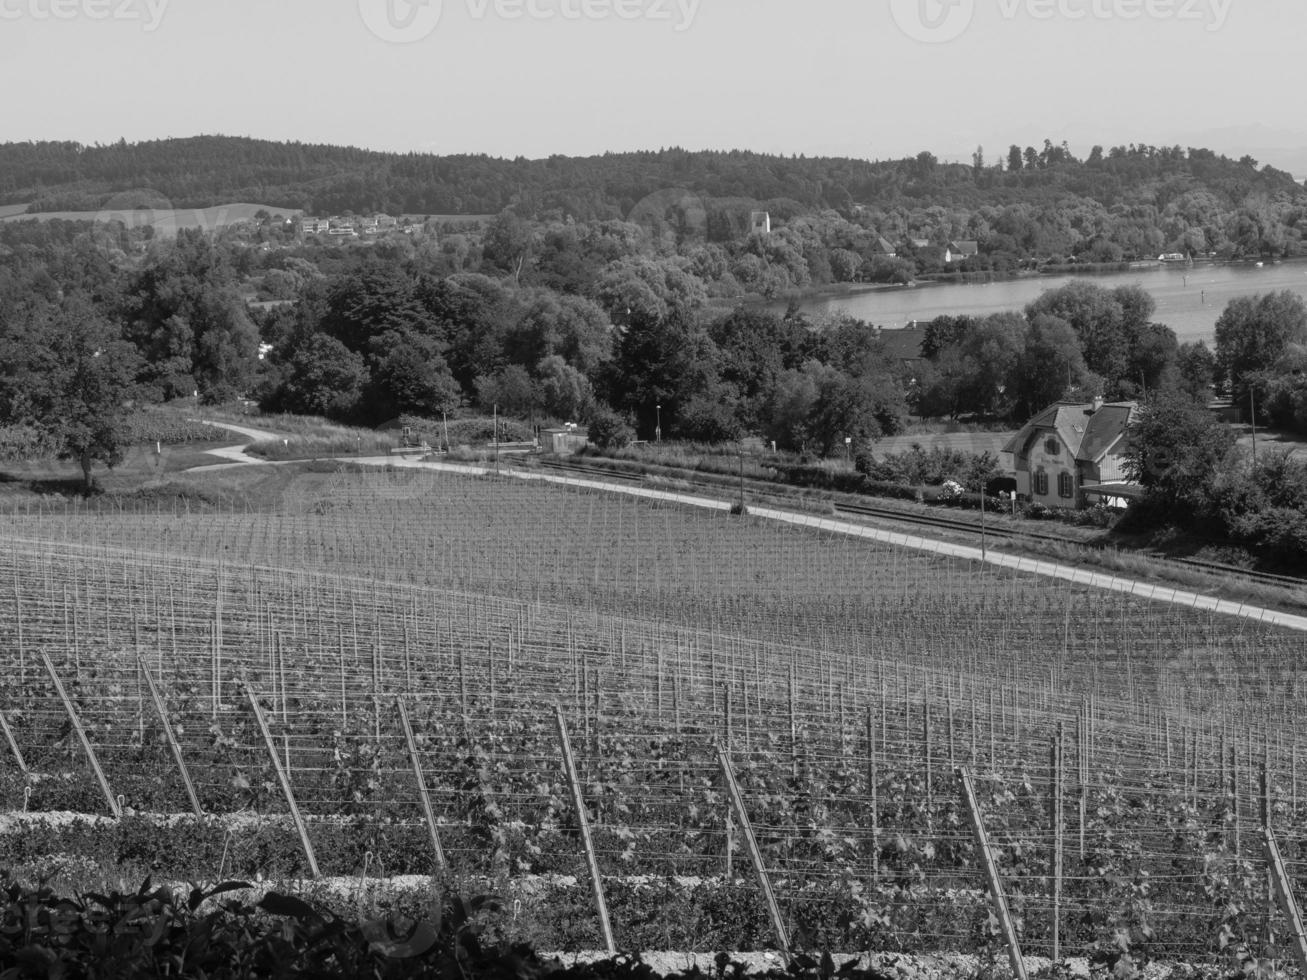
948,240,979,256
1002,400,1138,463
875,324,927,361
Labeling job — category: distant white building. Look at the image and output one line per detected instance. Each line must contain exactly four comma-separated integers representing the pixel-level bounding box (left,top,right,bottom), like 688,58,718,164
945,240,979,263
300,217,330,235
750,211,771,235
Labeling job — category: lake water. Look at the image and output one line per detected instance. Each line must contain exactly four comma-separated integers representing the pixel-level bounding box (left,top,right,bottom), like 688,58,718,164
793,261,1307,346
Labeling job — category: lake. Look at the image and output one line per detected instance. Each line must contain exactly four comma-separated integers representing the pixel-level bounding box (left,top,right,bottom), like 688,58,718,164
791,261,1307,346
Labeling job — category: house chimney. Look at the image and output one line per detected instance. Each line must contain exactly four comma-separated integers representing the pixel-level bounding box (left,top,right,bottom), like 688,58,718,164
1091,396,1104,413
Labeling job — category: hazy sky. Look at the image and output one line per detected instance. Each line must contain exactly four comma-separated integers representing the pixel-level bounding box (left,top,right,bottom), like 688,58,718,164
3,0,1304,170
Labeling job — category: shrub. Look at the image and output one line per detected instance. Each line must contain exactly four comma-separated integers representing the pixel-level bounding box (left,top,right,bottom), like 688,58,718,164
586,408,635,451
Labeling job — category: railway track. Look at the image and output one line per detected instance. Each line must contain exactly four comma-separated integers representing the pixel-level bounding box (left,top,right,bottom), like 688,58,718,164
529,457,1306,594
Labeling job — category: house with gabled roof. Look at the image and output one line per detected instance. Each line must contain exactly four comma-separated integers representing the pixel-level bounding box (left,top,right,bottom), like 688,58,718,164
870,236,897,258
1001,398,1140,509
945,240,979,263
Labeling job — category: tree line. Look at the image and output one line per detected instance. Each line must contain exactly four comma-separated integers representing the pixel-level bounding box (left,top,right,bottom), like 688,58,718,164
3,137,1306,271
1,206,1305,521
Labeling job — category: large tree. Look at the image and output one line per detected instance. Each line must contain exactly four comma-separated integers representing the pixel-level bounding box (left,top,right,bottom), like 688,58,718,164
606,306,722,439
0,296,139,489
1215,291,1307,400
124,229,259,402
1025,282,1165,396
1012,313,1089,417
267,333,368,419
1125,391,1237,522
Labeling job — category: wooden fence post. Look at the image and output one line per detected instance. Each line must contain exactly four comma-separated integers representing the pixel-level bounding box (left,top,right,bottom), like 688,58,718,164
958,766,1028,980
1050,724,1064,961
138,655,203,818
397,698,447,872
0,710,28,777
555,706,615,955
243,676,319,878
41,652,120,819
867,705,879,884
1264,826,1307,980
718,743,790,957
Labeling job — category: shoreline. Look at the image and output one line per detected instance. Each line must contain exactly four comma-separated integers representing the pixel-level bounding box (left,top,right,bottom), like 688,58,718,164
737,253,1307,314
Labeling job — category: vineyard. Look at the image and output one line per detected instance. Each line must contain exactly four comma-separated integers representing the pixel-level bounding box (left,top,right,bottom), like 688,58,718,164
1,466,1306,967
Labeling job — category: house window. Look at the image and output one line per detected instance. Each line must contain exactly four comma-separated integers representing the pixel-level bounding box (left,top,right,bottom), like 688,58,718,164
1045,437,1061,456
1058,472,1074,499
1034,470,1049,496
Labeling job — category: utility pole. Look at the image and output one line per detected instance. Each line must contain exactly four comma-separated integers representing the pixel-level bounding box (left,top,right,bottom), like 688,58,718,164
494,403,500,475
1250,386,1258,468
738,451,745,513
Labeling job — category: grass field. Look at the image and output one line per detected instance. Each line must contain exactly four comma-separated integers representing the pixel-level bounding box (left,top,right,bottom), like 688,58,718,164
0,202,300,234
871,432,1015,456
0,464,1303,961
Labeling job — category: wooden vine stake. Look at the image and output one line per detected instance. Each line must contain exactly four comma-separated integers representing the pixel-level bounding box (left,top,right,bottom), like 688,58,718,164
397,698,447,872
554,706,615,955
138,655,203,818
718,743,790,958
958,767,1028,980
867,705,879,884
1264,826,1307,980
1050,724,1065,961
41,652,120,819
243,676,319,878
0,709,28,777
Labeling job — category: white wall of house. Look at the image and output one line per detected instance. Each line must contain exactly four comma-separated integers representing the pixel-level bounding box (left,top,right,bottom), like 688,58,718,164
1025,435,1079,510
1097,448,1130,483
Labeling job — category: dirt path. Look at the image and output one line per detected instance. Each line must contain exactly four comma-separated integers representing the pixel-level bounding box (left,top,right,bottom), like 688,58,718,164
186,420,288,471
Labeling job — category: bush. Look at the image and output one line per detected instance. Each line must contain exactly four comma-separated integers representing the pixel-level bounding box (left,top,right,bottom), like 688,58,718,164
858,445,1001,489
937,490,1006,512
122,409,217,445
586,407,635,451
247,433,398,460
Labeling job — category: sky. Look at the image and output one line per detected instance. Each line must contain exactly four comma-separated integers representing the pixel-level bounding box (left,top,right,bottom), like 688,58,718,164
2,0,1305,173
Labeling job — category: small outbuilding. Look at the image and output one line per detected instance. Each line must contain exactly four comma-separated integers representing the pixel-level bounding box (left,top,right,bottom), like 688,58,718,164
541,426,589,456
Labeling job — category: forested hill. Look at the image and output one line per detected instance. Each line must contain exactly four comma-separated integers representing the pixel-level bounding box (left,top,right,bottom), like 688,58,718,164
1,135,1303,220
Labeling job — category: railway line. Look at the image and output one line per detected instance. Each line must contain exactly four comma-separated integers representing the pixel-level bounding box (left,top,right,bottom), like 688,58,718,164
530,456,1306,595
